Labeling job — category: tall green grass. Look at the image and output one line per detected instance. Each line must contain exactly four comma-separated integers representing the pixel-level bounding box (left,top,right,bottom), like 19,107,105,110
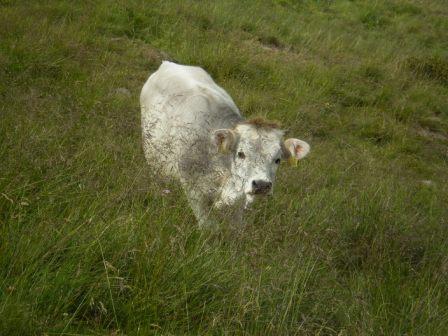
1,0,447,334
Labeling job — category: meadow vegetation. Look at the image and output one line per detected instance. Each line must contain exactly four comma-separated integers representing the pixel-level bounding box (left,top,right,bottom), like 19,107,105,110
1,0,447,334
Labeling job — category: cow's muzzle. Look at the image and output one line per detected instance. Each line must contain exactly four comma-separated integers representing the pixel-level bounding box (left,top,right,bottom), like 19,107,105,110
250,180,272,195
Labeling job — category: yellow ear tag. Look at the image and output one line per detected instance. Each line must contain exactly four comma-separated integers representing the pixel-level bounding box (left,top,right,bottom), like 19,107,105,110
288,157,298,167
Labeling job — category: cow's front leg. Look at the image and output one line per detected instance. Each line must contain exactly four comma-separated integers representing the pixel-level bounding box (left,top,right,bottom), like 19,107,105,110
230,205,244,227
183,187,218,228
210,195,245,230
218,203,245,230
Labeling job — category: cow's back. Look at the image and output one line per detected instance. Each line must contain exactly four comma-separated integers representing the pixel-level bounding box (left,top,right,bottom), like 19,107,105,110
140,61,242,179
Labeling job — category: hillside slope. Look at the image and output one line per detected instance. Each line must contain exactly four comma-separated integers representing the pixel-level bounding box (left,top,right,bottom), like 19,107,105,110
1,1,447,334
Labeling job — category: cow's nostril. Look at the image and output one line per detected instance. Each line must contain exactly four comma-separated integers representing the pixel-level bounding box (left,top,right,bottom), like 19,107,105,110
252,180,272,194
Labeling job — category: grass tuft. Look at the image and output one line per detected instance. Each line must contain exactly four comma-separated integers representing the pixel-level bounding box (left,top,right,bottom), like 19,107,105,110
406,56,448,86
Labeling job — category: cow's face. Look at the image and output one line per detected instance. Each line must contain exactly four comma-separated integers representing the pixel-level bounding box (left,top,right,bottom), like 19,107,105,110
213,123,310,208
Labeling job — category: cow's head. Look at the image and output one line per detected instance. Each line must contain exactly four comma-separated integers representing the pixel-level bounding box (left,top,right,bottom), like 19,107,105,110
212,118,310,209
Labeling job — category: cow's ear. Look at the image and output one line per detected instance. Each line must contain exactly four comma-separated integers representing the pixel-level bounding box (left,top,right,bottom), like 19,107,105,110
212,129,236,154
283,138,310,167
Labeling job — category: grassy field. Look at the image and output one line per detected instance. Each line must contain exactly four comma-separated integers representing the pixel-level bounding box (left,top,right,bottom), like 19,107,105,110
1,0,448,334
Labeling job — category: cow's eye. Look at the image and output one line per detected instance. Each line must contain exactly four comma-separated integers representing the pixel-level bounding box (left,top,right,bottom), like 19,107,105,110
237,151,246,159
275,158,281,164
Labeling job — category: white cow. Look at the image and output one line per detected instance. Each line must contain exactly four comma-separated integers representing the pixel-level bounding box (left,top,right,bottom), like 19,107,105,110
141,61,310,227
